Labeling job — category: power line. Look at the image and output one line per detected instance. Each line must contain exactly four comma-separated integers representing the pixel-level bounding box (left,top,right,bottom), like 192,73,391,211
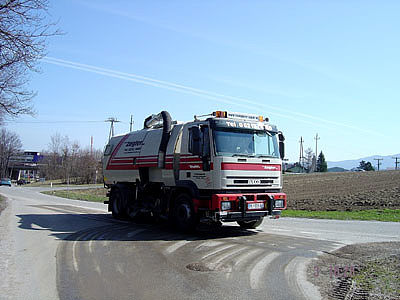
3,120,106,124
392,157,400,170
374,158,383,171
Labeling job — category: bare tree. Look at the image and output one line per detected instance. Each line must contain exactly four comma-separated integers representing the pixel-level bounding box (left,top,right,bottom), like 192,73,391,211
0,128,22,177
0,0,59,122
41,134,103,184
304,147,316,173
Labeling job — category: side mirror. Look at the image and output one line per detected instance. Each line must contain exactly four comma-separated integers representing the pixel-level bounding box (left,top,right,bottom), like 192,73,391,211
278,132,285,159
190,126,201,156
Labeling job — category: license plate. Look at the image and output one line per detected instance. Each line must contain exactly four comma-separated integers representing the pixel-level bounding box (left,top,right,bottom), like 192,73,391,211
247,202,264,210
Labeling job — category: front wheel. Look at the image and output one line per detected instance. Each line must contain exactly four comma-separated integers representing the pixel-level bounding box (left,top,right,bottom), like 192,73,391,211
174,194,198,232
237,217,264,229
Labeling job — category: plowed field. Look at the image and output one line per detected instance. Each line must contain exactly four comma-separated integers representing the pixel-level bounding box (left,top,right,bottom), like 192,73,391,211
282,170,400,211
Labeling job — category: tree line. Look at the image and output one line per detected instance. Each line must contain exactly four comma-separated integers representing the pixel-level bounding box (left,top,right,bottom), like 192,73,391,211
0,128,103,184
40,133,103,184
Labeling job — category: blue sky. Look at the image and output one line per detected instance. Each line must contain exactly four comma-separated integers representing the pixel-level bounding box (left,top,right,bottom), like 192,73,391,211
4,0,400,162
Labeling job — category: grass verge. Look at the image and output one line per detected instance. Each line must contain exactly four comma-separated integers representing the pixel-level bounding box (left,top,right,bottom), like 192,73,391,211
42,188,107,203
282,209,400,222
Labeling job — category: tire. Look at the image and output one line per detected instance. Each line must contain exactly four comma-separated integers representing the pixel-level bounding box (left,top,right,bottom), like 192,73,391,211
174,193,198,232
237,217,264,229
110,185,129,219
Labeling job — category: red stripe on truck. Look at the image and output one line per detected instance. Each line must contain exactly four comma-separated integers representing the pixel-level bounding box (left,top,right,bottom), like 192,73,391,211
106,135,130,170
221,163,281,171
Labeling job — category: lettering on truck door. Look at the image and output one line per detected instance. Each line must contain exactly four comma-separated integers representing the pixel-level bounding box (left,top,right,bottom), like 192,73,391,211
182,125,213,189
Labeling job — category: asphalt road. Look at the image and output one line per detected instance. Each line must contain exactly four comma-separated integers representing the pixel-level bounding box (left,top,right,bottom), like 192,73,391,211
0,186,399,300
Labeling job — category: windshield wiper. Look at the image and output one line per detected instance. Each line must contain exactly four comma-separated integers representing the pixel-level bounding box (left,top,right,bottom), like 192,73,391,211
256,155,275,158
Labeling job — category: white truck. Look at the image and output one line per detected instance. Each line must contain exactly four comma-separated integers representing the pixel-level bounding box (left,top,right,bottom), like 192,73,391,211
103,111,286,230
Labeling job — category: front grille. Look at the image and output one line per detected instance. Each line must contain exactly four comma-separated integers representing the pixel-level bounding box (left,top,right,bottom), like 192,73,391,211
226,176,279,187
233,179,274,184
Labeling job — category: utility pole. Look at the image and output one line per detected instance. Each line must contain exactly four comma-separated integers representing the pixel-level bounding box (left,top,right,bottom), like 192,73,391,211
90,136,93,156
314,133,320,157
299,137,304,170
105,117,120,141
130,115,134,132
392,157,400,170
374,158,383,171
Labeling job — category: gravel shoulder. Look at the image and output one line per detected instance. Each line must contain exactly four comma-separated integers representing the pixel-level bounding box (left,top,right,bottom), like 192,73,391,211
0,194,6,215
308,242,400,300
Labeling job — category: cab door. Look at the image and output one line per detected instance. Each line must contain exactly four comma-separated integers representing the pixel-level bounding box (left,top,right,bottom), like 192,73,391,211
179,124,213,189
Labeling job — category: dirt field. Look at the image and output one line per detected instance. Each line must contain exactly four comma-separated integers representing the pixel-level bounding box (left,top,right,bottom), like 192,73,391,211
282,170,400,211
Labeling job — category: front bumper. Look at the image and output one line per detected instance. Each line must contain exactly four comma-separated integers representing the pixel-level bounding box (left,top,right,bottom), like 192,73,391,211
216,209,282,222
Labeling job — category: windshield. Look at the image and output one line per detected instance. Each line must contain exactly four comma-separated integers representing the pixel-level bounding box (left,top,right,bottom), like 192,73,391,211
213,128,279,158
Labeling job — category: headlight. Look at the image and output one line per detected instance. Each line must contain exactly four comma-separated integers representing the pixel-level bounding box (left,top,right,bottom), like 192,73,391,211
221,201,232,211
274,199,284,208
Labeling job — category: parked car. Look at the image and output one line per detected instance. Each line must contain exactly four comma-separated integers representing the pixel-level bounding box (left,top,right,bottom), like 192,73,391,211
0,178,12,187
17,179,26,185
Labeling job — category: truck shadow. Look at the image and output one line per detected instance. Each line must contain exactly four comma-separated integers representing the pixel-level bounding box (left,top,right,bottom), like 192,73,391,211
17,205,258,242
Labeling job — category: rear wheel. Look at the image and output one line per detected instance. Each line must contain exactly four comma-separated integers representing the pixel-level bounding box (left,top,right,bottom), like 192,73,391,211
174,193,198,232
237,217,264,229
110,185,130,219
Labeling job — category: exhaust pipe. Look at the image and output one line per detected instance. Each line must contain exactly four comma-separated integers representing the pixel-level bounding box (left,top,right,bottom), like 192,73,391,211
158,111,172,168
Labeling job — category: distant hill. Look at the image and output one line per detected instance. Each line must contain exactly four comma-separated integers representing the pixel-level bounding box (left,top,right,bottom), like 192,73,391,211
328,153,400,170
328,167,348,172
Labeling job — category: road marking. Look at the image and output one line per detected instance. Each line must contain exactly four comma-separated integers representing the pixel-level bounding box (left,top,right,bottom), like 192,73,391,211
300,231,319,235
284,257,321,300
115,263,124,274
209,246,248,265
201,244,236,260
88,240,93,253
269,228,292,232
164,239,194,254
249,252,280,289
95,264,101,275
72,241,79,272
233,249,263,268
127,228,146,238
195,241,224,249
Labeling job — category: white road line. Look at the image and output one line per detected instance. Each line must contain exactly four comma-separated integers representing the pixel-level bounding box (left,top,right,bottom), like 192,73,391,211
310,250,324,255
127,229,146,238
115,263,124,274
284,257,321,300
300,231,319,235
201,244,236,260
72,241,79,272
88,240,93,254
164,239,193,254
233,249,263,268
195,241,224,249
95,264,101,275
249,252,280,289
269,228,292,232
209,246,248,265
